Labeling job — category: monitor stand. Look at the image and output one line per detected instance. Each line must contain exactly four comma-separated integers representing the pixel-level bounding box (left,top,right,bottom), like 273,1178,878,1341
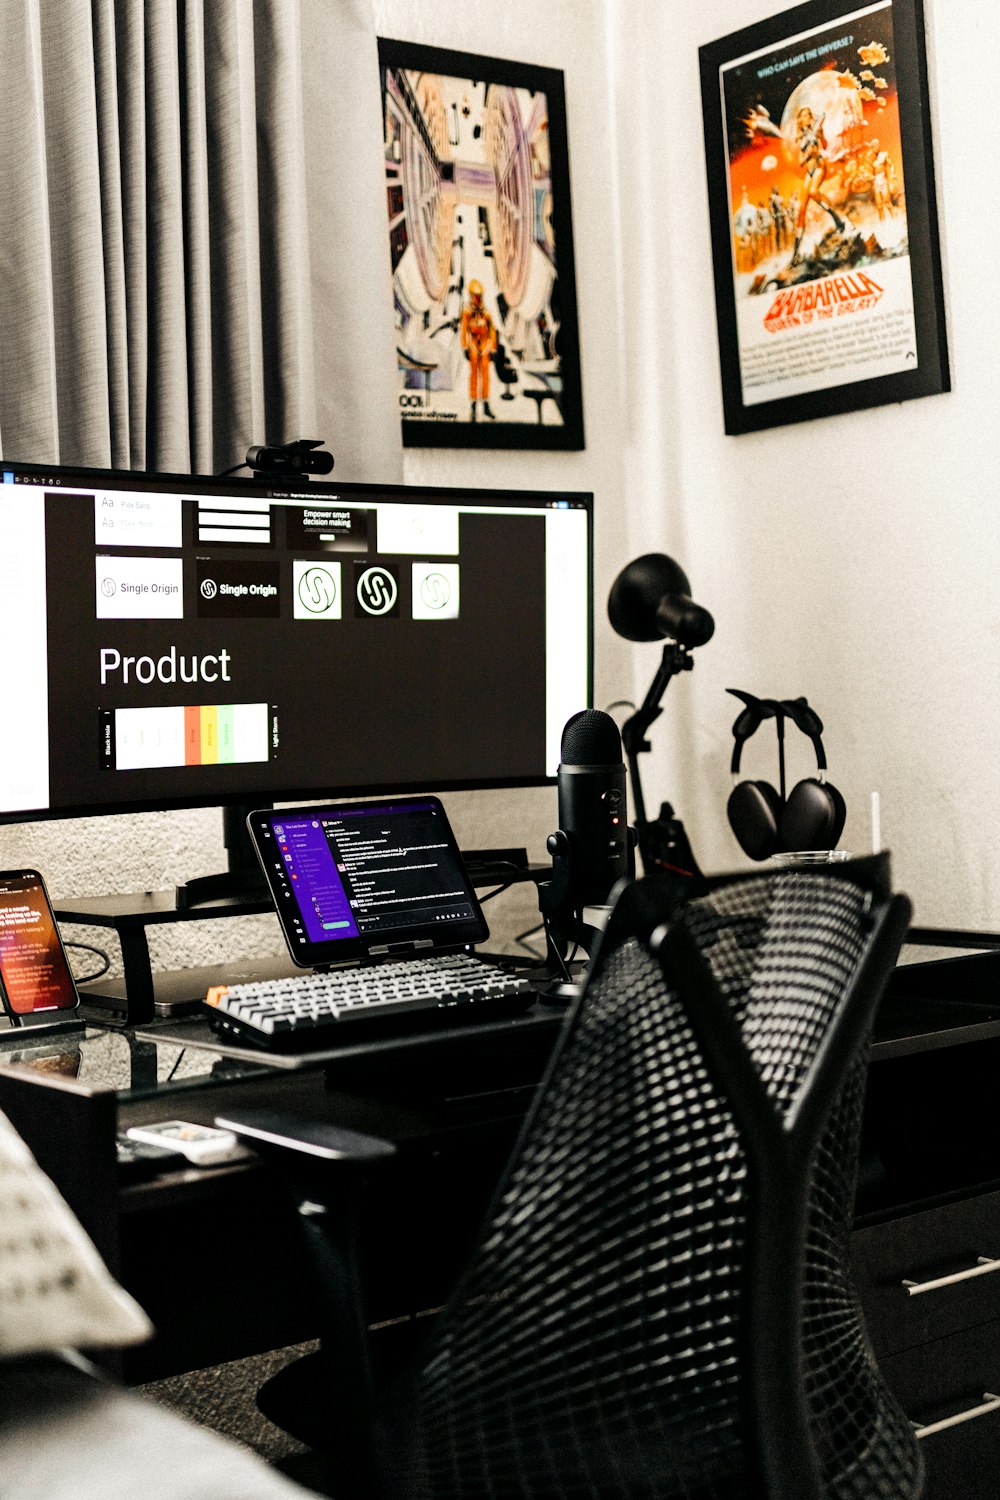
76,953,304,1021
175,803,270,910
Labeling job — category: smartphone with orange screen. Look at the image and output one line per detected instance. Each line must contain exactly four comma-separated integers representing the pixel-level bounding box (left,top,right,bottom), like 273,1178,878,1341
0,870,79,1024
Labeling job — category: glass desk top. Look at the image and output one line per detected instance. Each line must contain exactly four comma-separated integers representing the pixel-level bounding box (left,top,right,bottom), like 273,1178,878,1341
0,1022,285,1102
0,1004,566,1104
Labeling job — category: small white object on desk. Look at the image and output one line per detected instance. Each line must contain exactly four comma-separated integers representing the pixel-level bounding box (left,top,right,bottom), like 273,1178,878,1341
126,1120,246,1166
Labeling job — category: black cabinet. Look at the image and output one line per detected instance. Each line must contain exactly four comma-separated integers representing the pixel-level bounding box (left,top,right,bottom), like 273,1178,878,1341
854,950,1000,1500
881,1324,1000,1499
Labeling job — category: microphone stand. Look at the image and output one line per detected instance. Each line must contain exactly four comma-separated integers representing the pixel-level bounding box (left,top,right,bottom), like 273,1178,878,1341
621,641,707,892
535,831,606,1001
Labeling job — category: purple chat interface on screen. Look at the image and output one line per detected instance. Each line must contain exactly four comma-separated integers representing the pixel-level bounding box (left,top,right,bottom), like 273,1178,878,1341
272,800,445,948
272,816,359,946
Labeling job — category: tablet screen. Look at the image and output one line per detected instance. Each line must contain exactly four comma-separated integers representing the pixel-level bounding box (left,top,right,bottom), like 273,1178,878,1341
246,797,489,968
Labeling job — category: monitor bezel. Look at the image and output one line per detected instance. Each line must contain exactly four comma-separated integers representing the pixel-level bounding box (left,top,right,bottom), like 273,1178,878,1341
0,459,594,825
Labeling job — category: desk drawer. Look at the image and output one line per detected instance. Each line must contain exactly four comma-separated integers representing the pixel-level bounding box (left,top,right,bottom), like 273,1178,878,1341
880,1320,1000,1500
852,1189,1000,1356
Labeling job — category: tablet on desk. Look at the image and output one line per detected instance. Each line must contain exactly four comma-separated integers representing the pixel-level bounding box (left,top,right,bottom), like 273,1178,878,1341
245,796,490,969
202,798,532,1051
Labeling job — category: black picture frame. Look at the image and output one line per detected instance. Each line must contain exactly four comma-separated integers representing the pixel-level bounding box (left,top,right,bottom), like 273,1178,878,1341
378,38,584,450
699,0,948,435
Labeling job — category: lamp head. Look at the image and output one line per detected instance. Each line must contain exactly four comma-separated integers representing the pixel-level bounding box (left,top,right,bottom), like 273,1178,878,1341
608,553,715,648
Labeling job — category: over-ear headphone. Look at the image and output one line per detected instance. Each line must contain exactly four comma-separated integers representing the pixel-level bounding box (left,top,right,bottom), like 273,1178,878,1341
726,690,847,861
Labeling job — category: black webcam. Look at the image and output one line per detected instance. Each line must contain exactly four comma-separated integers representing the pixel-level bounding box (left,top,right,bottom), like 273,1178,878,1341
245,439,334,479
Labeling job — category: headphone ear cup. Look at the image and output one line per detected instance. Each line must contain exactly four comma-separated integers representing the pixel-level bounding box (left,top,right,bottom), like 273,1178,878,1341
825,780,847,847
727,780,783,861
779,778,847,852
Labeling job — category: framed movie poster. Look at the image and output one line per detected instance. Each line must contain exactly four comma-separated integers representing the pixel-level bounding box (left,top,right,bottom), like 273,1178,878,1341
378,39,584,449
699,0,949,434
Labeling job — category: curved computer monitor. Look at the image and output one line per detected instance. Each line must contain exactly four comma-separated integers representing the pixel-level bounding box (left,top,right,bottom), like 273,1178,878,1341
0,462,592,825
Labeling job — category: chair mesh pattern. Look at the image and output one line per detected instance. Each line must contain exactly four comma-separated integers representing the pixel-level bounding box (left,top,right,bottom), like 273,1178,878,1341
408,871,922,1500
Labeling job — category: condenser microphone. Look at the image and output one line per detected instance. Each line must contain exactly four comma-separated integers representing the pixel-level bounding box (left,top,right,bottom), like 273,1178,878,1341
556,709,628,905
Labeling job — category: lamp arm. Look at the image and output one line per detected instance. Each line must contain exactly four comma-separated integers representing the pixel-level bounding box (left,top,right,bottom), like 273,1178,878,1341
623,735,651,832
620,642,694,834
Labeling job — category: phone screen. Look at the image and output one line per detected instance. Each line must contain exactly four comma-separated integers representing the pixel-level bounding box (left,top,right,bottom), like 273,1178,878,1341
0,872,79,1015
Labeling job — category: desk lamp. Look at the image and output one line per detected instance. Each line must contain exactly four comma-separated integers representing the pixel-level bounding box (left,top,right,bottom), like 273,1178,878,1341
608,553,714,885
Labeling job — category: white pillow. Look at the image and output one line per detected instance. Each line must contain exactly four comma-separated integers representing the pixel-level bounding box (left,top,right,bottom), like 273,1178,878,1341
0,1109,152,1357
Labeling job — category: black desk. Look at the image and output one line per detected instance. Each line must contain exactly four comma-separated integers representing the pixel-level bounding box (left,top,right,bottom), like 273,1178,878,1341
0,1006,563,1382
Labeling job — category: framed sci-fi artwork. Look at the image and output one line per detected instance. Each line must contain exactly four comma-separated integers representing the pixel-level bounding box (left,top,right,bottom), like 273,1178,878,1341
378,39,584,449
699,0,949,435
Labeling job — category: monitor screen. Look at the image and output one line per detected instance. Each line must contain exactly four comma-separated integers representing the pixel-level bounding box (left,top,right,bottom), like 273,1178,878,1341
0,462,592,823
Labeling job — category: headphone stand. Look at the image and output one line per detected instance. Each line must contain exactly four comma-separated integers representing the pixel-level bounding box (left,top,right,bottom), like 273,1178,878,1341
775,708,787,803
726,691,847,860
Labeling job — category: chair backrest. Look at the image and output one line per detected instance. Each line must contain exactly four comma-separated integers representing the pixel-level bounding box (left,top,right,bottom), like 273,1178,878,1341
407,856,923,1500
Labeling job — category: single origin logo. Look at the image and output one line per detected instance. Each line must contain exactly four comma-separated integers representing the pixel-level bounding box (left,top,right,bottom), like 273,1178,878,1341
96,555,184,620
357,566,398,616
292,559,341,619
298,566,338,614
411,561,459,620
419,572,451,610
197,562,281,617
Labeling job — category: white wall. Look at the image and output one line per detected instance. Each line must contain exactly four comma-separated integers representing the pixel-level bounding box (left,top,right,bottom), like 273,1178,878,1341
606,0,1000,929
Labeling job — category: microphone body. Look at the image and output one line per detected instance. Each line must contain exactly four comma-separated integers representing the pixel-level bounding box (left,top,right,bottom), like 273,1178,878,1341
556,710,628,905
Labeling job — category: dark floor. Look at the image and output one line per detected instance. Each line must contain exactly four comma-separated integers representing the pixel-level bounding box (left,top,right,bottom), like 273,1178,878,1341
139,1340,319,1464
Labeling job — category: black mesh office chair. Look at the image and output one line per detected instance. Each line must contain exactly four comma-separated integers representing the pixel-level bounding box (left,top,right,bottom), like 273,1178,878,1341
221,855,923,1500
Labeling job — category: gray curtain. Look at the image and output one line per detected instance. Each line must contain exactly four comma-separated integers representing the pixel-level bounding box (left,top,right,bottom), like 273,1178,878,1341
0,0,322,475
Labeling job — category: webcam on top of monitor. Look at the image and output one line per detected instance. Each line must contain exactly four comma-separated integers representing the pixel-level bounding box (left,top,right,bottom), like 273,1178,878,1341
245,438,334,479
